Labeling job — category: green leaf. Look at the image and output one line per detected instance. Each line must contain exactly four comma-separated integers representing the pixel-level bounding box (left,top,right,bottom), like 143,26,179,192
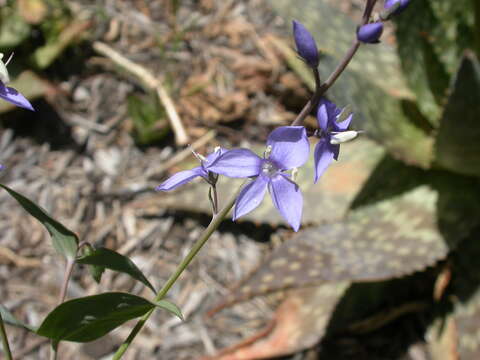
77,247,156,294
127,94,169,145
30,20,89,69
0,304,35,332
80,244,105,284
394,0,449,124
435,52,480,177
0,7,31,48
0,184,78,259
36,292,155,342
155,300,183,320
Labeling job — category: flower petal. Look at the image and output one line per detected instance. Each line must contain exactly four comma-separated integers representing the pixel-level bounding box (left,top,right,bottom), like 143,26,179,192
204,147,228,166
0,82,34,111
207,148,261,178
269,174,303,232
233,176,268,220
316,99,340,131
155,167,205,191
333,113,353,132
267,126,309,170
313,138,337,183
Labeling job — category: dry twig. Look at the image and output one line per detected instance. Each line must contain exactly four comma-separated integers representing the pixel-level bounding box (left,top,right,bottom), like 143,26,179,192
92,41,189,146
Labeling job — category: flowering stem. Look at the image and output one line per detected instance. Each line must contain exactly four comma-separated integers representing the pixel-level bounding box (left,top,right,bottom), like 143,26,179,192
0,312,13,360
112,186,240,360
292,0,377,126
291,67,322,126
50,257,76,360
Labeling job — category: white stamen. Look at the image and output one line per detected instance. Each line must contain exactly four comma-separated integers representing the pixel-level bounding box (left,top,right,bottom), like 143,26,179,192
0,52,11,84
330,130,360,145
291,167,298,182
188,145,207,162
264,145,273,158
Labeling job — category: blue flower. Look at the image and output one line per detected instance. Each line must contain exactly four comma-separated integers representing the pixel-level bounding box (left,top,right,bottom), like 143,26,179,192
292,20,319,68
357,22,384,44
208,126,309,231
0,54,34,111
156,148,227,191
313,99,355,183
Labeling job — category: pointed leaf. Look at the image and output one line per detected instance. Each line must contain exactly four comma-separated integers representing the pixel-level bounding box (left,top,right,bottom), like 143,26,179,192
155,300,183,320
80,244,105,284
77,247,156,294
36,292,155,342
0,304,35,331
435,52,480,177
0,184,78,259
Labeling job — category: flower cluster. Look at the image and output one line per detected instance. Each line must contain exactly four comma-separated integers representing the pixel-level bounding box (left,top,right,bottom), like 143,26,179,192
156,102,357,232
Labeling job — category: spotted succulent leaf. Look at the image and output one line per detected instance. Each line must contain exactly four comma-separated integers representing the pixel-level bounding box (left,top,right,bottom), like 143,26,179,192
435,52,480,177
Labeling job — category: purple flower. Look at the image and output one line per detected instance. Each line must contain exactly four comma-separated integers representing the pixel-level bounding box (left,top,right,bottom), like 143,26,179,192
156,147,227,191
313,100,355,183
357,22,384,44
208,126,309,231
292,20,319,68
0,81,34,111
384,0,410,16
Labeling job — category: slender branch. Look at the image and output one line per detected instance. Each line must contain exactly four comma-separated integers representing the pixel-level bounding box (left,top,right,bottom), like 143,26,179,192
320,40,361,94
58,258,76,304
112,186,241,360
0,312,13,360
50,257,76,360
211,184,219,215
291,67,322,126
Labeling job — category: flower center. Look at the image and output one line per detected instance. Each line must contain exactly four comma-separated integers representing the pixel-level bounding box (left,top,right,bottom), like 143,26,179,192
261,160,278,178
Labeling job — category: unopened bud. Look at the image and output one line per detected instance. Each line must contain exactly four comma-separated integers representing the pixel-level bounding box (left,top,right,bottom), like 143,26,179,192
357,22,384,44
292,20,319,68
383,0,410,17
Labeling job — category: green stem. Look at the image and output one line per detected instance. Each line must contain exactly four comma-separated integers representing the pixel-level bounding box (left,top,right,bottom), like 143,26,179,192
0,312,13,360
112,187,240,360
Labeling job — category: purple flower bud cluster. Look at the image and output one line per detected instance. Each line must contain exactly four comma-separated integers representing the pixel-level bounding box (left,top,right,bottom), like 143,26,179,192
156,100,357,232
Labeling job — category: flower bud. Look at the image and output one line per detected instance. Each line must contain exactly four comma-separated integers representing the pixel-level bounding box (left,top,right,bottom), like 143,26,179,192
384,0,410,16
292,20,319,68
357,22,384,44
